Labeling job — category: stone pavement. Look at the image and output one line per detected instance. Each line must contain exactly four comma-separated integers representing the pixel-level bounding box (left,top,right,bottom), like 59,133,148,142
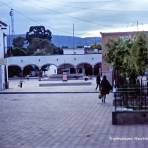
0,93,148,148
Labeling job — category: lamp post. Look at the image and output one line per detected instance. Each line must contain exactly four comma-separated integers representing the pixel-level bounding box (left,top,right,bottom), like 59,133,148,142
73,24,75,54
9,8,14,44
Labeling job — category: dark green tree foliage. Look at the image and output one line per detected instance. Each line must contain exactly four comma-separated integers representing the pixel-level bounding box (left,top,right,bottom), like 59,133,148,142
132,33,148,75
106,39,131,74
26,26,52,43
91,44,102,50
106,39,132,87
53,47,63,54
27,38,63,55
26,26,63,55
106,32,148,80
27,38,45,55
13,36,25,48
11,36,27,56
11,47,27,56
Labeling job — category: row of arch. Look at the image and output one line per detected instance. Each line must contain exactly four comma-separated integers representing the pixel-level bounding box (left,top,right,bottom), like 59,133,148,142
8,63,102,77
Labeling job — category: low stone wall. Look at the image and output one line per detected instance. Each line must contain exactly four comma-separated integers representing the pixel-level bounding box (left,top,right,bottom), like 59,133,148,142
112,111,148,125
39,82,92,87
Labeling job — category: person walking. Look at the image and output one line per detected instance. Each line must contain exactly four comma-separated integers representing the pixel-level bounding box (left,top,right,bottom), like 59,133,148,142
96,74,101,90
99,75,112,103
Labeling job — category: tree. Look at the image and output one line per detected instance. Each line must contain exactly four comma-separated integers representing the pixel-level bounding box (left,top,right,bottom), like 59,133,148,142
106,39,131,73
27,38,64,55
106,33,148,111
13,36,25,48
106,32,148,87
26,26,52,43
106,38,132,87
27,38,41,55
132,32,148,75
53,47,63,55
91,44,102,50
11,36,27,56
27,38,54,55
26,26,63,55
11,47,27,56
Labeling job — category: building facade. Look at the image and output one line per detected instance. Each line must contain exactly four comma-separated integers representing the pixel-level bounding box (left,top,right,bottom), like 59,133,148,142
0,20,7,90
7,49,102,78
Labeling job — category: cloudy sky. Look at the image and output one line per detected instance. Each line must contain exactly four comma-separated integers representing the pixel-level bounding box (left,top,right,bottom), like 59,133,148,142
1,0,148,37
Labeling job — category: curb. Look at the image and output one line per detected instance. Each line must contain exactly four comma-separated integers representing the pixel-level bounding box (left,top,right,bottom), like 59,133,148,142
0,91,99,94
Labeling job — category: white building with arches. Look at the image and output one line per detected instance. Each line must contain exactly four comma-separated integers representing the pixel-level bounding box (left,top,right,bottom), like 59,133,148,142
7,49,102,78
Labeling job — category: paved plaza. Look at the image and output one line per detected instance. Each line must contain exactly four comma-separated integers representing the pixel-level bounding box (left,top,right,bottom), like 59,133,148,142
0,79,148,148
1,92,148,148
2,78,98,93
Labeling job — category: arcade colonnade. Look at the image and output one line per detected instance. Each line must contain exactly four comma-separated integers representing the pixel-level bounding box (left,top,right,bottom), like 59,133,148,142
7,54,102,78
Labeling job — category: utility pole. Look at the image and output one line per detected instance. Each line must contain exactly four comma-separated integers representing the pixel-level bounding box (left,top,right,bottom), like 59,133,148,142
137,20,139,31
141,23,144,31
73,24,75,53
9,8,14,46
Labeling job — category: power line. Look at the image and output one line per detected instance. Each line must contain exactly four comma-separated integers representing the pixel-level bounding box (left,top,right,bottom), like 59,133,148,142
32,3,110,27
0,0,122,36
0,1,110,27
0,1,73,35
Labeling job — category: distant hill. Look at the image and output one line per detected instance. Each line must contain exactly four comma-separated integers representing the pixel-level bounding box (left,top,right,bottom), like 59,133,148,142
7,34,101,48
52,35,101,48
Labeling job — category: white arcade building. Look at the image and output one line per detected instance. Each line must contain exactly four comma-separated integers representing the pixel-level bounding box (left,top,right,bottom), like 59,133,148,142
0,20,102,91
7,48,102,78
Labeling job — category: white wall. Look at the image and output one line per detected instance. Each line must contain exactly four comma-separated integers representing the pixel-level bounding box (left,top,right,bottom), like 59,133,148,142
44,65,57,76
0,29,4,58
63,48,84,54
7,54,102,69
0,66,3,90
0,29,5,90
0,65,5,90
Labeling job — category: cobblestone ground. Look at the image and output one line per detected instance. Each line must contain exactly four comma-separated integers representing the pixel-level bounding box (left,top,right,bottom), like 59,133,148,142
0,93,148,148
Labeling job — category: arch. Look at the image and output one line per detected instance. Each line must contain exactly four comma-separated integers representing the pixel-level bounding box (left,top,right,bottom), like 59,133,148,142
57,63,76,74
8,65,22,78
23,64,39,77
77,63,93,76
94,63,102,76
41,64,58,76
41,63,57,69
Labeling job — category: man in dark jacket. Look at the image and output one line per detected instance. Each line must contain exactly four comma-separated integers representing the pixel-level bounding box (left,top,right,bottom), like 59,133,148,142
96,74,101,90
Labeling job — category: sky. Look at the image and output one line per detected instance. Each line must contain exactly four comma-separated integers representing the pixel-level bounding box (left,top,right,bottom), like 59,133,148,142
1,0,148,37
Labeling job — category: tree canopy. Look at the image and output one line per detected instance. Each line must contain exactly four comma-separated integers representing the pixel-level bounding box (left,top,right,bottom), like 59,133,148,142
9,26,63,56
11,47,27,56
106,32,148,81
11,36,27,56
26,26,52,43
25,26,63,55
13,36,25,48
91,44,102,50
